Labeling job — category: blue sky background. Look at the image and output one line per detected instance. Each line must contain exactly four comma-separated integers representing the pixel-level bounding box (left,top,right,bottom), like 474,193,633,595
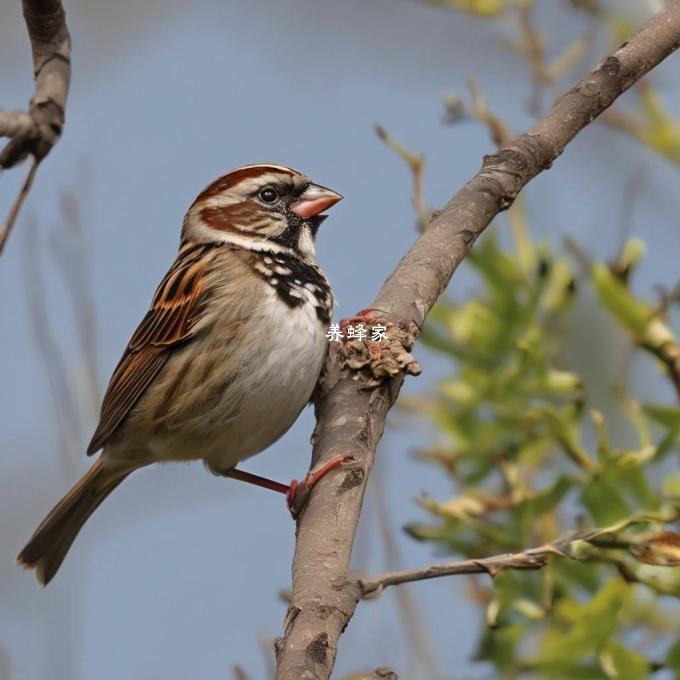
1,1,679,679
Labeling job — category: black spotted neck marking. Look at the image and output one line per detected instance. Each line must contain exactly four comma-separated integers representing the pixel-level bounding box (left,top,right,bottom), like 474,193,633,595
252,251,333,324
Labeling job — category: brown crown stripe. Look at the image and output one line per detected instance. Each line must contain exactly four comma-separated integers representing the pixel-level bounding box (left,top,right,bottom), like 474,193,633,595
195,166,294,201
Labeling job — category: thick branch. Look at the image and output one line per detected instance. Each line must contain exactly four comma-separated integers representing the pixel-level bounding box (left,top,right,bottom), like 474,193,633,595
0,0,71,255
275,7,680,680
1,0,70,167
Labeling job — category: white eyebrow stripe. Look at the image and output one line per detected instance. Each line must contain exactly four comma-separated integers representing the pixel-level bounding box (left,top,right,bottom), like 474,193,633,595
236,173,296,193
237,163,297,175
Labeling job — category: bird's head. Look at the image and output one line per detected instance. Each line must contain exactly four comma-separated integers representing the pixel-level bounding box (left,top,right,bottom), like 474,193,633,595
183,163,343,260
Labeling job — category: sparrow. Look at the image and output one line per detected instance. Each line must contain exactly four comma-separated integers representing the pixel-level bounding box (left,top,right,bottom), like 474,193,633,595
17,163,344,586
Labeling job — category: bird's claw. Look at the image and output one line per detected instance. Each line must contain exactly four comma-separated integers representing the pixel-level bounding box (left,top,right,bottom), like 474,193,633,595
286,454,355,518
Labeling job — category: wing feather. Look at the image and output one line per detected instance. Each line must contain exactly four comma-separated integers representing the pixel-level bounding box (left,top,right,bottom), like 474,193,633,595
86,243,216,455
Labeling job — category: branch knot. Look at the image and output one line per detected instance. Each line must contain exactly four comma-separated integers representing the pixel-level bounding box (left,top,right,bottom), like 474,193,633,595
335,317,422,388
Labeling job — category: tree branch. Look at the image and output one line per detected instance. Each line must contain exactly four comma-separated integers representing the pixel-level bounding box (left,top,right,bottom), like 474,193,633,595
274,6,680,680
358,506,680,595
0,0,71,255
358,544,567,597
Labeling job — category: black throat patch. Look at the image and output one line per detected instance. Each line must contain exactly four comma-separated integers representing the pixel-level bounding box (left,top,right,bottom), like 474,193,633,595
251,251,333,324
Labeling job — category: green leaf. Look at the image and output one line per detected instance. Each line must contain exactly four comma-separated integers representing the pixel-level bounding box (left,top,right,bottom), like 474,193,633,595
533,404,594,470
475,625,523,673
402,523,448,542
600,640,649,680
592,263,653,337
533,580,631,668
662,473,680,498
539,257,576,314
602,457,655,508
511,598,545,621
639,86,680,166
617,239,646,273
643,403,680,430
581,479,630,526
521,476,576,517
654,431,679,463
553,559,603,593
543,369,583,395
666,637,680,672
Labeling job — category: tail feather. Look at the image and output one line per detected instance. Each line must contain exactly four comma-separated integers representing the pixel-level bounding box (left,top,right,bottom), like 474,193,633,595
17,458,130,586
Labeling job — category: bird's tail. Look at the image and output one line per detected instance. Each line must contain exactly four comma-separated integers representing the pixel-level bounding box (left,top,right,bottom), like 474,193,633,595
17,458,131,586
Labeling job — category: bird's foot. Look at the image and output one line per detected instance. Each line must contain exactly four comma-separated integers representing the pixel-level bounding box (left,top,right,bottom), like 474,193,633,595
286,454,355,518
215,454,355,519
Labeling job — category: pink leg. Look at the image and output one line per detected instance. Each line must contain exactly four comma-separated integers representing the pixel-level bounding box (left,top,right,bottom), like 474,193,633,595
223,468,290,495
222,454,354,518
286,454,354,517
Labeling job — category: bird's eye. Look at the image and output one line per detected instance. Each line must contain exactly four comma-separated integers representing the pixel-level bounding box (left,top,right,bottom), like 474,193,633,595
260,187,278,203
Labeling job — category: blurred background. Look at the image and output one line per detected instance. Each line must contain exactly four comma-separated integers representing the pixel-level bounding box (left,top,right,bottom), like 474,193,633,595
1,1,679,678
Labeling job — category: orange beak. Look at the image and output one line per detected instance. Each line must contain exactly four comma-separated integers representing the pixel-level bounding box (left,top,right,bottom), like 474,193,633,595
290,183,343,218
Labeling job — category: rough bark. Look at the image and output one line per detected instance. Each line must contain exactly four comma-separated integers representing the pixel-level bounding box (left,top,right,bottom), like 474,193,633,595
274,6,680,680
0,0,71,255
0,0,70,168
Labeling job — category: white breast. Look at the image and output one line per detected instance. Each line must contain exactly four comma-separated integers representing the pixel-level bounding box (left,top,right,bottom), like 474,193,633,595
202,287,328,470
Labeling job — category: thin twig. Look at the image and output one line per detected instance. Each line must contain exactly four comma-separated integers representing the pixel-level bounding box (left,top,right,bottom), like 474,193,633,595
359,544,564,597
274,7,680,680
516,4,549,115
466,76,513,147
509,4,597,116
0,158,38,255
375,124,430,231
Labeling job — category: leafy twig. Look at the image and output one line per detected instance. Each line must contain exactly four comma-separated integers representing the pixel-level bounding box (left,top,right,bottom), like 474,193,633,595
359,509,680,597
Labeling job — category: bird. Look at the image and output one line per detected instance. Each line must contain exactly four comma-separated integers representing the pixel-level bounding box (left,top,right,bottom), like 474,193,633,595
17,163,345,586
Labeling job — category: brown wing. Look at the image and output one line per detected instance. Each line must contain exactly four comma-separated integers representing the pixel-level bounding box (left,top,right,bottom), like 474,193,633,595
87,242,215,455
